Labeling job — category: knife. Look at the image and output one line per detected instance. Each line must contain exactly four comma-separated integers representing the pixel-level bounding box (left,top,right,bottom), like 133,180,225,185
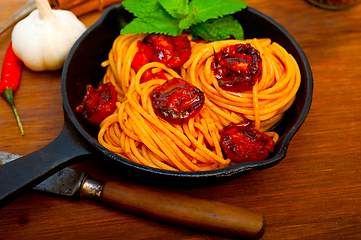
0,151,265,239
0,0,36,35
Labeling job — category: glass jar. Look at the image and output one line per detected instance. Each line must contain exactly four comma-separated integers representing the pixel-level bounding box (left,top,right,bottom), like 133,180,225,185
307,0,361,9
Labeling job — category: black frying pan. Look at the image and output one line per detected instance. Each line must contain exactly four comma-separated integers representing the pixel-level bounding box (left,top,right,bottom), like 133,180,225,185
0,4,313,208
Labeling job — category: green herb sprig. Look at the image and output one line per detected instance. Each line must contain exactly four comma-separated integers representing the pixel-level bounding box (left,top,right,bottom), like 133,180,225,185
121,0,248,41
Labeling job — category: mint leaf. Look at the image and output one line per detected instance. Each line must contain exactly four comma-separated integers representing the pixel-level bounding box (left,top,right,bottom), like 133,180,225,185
120,0,247,41
122,0,164,18
178,5,197,30
190,15,244,41
189,0,247,24
159,0,189,19
121,10,181,35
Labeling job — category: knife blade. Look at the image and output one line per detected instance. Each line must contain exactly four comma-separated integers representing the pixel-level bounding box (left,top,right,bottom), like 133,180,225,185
0,0,36,35
0,151,265,239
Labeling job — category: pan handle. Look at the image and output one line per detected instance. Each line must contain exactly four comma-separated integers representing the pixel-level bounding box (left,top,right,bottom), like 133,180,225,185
0,117,97,209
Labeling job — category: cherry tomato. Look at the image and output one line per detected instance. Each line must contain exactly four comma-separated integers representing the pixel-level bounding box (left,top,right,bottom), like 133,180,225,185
131,34,191,82
220,122,274,163
76,83,118,126
132,51,167,82
132,52,149,72
213,43,262,93
143,34,191,68
150,78,205,124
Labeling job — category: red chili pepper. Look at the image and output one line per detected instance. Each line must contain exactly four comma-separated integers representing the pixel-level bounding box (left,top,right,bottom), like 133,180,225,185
0,42,24,135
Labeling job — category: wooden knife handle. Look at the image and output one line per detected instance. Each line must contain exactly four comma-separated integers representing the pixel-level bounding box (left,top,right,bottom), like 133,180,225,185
100,181,265,239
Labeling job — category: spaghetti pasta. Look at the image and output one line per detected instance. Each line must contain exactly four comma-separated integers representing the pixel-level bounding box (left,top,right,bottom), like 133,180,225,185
97,33,301,171
183,38,301,132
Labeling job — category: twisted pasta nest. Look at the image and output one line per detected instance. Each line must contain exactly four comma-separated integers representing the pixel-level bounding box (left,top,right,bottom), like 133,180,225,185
98,34,301,171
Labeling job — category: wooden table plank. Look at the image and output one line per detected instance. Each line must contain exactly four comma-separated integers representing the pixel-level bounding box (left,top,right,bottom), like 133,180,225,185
1,0,361,239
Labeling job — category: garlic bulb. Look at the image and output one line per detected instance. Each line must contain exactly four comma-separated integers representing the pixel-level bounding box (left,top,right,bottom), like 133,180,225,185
11,0,86,72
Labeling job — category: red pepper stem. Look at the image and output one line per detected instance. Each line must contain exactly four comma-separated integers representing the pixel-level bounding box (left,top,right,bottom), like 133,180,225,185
2,88,24,136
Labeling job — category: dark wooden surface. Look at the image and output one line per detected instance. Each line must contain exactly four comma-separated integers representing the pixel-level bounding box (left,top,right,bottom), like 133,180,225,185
1,0,361,239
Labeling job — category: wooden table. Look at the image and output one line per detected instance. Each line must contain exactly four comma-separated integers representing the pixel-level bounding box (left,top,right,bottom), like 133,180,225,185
1,0,361,239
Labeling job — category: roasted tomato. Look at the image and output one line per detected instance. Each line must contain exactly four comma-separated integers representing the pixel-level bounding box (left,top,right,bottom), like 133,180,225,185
132,50,168,82
132,34,192,82
143,34,192,68
150,78,205,124
76,83,118,126
213,43,262,93
220,122,274,163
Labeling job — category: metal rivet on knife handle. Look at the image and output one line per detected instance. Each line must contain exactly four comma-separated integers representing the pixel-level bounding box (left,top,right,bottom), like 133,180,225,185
80,175,105,200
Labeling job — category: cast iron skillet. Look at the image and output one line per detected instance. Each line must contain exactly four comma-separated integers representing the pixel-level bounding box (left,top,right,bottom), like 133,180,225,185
0,3,313,208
